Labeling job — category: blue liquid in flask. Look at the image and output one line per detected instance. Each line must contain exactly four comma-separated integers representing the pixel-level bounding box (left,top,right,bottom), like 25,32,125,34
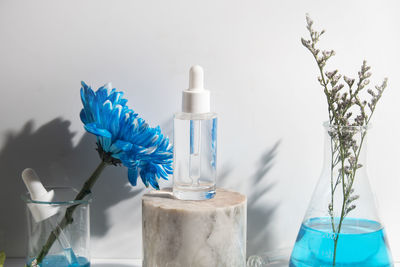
290,217,393,267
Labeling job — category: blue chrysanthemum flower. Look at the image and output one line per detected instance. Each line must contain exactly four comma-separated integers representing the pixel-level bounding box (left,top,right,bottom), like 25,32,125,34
80,81,173,189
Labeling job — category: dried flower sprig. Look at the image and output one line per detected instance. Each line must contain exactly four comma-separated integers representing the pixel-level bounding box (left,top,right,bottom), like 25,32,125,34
301,15,387,127
302,14,388,266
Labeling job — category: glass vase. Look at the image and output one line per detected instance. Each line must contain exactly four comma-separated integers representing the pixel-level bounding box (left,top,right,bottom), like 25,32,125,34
290,123,393,267
22,187,91,267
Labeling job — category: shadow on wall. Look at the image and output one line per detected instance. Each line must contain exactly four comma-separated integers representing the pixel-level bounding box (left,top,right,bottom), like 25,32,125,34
0,118,144,257
217,140,280,256
0,116,280,258
246,141,280,256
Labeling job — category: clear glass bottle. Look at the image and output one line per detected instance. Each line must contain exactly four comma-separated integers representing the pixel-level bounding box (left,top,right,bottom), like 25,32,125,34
23,187,91,267
290,123,393,267
173,112,217,200
173,65,218,200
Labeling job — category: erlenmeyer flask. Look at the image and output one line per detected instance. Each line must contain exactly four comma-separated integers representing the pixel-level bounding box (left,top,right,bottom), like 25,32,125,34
290,123,393,267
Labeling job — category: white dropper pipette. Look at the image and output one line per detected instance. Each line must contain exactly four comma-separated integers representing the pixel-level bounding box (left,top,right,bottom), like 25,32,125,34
182,66,210,186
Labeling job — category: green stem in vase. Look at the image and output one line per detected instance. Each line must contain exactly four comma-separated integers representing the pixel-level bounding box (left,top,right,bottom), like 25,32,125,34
33,161,108,266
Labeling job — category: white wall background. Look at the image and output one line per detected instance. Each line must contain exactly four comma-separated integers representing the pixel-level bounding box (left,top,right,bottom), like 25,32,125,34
0,0,399,261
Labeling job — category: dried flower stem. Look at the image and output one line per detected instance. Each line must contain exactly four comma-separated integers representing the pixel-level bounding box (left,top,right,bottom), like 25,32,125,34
301,14,387,266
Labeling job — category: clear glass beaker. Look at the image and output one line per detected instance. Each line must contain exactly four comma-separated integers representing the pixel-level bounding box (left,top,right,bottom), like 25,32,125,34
22,187,91,267
290,123,393,267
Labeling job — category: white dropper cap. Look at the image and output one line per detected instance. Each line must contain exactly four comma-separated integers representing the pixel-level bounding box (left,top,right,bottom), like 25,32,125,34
182,65,211,113
22,168,59,222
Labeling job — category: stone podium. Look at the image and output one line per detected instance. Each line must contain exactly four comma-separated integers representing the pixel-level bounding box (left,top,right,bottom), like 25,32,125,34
142,188,247,267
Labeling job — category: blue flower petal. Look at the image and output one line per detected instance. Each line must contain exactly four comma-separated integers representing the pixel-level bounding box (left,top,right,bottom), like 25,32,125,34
120,99,128,106
80,109,88,124
84,123,112,138
100,136,112,151
148,174,160,190
128,167,139,186
110,105,122,137
154,164,168,180
114,139,133,151
96,88,109,103
139,167,150,188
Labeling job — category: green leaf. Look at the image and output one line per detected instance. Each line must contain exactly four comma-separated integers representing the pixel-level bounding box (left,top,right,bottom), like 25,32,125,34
0,251,5,267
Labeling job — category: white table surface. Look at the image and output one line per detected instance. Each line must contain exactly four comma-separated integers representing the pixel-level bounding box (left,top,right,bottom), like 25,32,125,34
6,258,400,266
5,258,142,267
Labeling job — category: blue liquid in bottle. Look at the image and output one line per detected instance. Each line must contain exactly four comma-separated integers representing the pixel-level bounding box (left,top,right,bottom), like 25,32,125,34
290,217,393,267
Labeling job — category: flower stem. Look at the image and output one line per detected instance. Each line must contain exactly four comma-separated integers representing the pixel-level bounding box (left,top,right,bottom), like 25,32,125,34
34,160,108,266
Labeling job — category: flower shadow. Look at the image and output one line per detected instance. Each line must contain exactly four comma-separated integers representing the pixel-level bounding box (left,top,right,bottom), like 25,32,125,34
217,140,280,256
0,118,144,257
246,140,280,256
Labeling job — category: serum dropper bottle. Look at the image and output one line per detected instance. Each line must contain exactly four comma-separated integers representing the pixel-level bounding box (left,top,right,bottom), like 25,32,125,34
173,65,217,200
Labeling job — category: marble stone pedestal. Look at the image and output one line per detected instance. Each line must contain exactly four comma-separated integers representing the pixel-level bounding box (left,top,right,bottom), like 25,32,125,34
142,188,247,267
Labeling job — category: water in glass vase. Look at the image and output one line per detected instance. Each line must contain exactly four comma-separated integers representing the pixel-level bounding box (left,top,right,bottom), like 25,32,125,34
27,250,90,267
290,217,392,267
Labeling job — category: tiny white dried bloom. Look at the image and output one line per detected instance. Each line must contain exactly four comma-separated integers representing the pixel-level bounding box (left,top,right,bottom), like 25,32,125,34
31,259,38,267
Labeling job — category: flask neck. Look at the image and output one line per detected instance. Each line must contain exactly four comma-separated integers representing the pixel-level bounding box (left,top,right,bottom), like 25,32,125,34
322,123,369,173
